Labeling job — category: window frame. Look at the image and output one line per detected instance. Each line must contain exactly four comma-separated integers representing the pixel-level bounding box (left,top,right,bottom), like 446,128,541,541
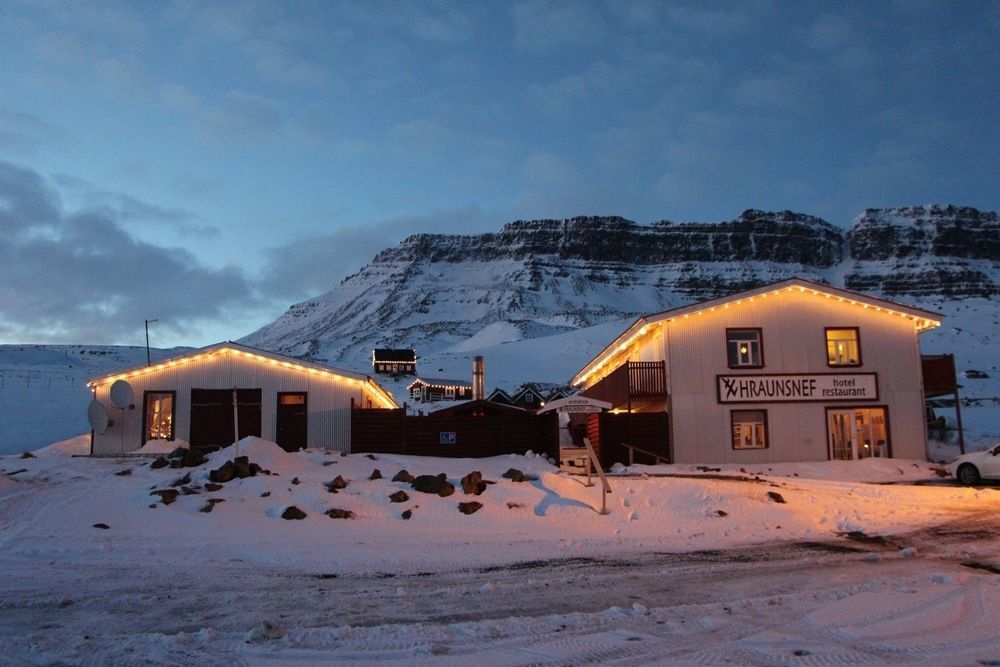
142,390,176,443
730,409,769,450
725,327,765,369
824,326,863,367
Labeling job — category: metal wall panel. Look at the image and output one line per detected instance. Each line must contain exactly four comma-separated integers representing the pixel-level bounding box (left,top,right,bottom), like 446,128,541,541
620,290,929,464
92,349,375,455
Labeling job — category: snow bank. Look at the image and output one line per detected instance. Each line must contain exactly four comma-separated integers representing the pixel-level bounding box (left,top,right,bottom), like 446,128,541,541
32,434,90,457
136,439,188,455
209,436,313,474
614,457,947,483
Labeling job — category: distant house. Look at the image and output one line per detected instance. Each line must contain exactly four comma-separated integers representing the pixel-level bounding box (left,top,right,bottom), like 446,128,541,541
408,377,473,403
511,384,546,411
372,348,416,375
545,387,574,402
487,388,513,406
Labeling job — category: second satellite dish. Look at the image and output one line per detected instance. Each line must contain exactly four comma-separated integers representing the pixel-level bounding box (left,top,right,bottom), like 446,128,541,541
87,399,110,434
110,379,134,409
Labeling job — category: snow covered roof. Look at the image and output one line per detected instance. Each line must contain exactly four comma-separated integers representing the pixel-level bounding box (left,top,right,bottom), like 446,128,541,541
408,377,473,389
85,341,398,408
572,277,944,387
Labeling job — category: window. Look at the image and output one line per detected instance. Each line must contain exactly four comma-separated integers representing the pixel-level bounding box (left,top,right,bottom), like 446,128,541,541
727,329,763,367
144,391,175,442
410,386,422,400
731,410,767,449
279,394,306,405
826,328,861,366
445,386,455,399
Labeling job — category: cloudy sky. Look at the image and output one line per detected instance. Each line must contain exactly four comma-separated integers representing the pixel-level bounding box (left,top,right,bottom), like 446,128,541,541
0,1,996,348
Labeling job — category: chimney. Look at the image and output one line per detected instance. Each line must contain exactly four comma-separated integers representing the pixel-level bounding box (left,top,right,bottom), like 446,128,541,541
473,356,485,401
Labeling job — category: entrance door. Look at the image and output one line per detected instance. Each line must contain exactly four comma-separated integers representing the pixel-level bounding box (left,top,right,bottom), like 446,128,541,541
189,389,262,451
828,407,889,460
276,392,307,452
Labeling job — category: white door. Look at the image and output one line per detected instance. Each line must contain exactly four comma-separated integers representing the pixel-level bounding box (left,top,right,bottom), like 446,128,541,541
828,408,889,460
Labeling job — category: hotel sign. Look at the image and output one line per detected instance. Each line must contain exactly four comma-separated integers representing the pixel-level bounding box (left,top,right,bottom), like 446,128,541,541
717,373,878,404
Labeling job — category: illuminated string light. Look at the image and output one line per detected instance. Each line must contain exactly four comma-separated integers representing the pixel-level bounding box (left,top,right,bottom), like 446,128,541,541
573,281,941,387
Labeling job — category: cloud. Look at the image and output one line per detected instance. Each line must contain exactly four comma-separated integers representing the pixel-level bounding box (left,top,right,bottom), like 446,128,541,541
511,0,607,51
0,161,251,344
0,107,71,156
257,206,489,300
198,90,286,141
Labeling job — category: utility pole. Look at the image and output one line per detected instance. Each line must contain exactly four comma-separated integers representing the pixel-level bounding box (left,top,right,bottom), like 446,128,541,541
145,319,158,366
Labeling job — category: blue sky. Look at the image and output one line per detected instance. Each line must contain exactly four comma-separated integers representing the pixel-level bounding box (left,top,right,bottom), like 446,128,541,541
0,1,997,348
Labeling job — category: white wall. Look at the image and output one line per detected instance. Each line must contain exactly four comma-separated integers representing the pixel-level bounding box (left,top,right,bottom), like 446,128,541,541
622,290,928,463
91,349,383,454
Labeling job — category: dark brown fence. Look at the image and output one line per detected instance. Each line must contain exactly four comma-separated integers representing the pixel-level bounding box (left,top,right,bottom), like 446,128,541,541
585,412,670,468
922,354,957,398
351,406,559,459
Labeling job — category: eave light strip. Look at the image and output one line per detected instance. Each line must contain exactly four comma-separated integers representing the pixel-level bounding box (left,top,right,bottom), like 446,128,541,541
87,346,398,409
574,285,940,387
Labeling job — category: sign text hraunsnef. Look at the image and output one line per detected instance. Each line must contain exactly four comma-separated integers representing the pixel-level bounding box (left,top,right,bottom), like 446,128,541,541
717,373,878,403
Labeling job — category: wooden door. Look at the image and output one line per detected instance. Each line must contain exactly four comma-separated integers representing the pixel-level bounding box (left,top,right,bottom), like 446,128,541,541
276,392,308,452
189,389,262,451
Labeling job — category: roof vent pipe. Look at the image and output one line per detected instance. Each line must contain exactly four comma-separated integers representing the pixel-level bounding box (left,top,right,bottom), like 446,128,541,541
473,356,485,401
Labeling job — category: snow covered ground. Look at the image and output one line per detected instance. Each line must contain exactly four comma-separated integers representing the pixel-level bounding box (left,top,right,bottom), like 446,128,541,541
1,437,999,664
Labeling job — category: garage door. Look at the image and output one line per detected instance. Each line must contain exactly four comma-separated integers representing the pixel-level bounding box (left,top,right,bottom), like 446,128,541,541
189,389,262,451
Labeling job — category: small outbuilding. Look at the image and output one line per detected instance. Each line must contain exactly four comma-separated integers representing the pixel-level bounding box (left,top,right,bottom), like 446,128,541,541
407,377,473,403
87,342,397,455
571,277,943,464
372,348,417,375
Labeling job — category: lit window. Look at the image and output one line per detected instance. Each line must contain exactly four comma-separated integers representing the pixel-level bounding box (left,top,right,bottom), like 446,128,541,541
145,392,174,441
727,329,763,367
410,386,422,400
731,410,767,449
826,328,861,366
445,386,455,399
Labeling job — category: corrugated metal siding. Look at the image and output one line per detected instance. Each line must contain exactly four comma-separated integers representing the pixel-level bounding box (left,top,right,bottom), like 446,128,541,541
92,350,371,455
626,291,928,463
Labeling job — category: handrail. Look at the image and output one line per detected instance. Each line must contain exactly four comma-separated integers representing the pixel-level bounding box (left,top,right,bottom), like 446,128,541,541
582,437,611,515
621,442,669,466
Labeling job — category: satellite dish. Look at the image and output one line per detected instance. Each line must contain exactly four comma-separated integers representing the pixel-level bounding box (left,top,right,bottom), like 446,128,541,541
88,399,110,434
110,380,134,409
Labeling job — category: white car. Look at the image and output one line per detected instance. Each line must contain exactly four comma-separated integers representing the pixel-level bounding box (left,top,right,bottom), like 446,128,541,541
949,444,1000,485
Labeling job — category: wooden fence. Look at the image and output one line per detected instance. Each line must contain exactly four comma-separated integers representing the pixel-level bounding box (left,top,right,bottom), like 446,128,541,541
351,407,559,459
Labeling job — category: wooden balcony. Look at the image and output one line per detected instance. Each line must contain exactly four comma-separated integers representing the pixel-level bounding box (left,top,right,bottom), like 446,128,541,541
579,360,667,410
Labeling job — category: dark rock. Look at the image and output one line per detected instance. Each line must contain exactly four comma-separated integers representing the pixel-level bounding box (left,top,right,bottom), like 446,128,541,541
199,499,225,513
322,461,336,467
325,475,348,492
180,485,199,496
291,477,300,485
210,460,236,483
389,490,409,503
767,491,786,504
392,470,414,483
965,369,989,379
150,489,179,505
150,457,169,469
92,523,110,529
168,447,187,459
249,463,262,476
325,508,354,519
182,448,205,467
460,471,488,495
365,454,377,460
401,509,412,520
233,456,252,479
261,491,271,497
411,474,455,497
697,466,722,473
716,510,728,517
282,506,307,520
114,469,132,476
205,483,223,492
458,501,483,515
20,451,35,459
170,459,184,469
506,502,524,509
170,473,191,488
369,469,382,480
501,468,526,482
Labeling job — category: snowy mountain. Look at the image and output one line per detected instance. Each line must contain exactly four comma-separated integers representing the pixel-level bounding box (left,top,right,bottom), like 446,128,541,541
242,205,999,366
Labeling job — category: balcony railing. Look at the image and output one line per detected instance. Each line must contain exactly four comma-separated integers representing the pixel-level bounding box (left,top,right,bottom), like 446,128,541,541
580,360,667,410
